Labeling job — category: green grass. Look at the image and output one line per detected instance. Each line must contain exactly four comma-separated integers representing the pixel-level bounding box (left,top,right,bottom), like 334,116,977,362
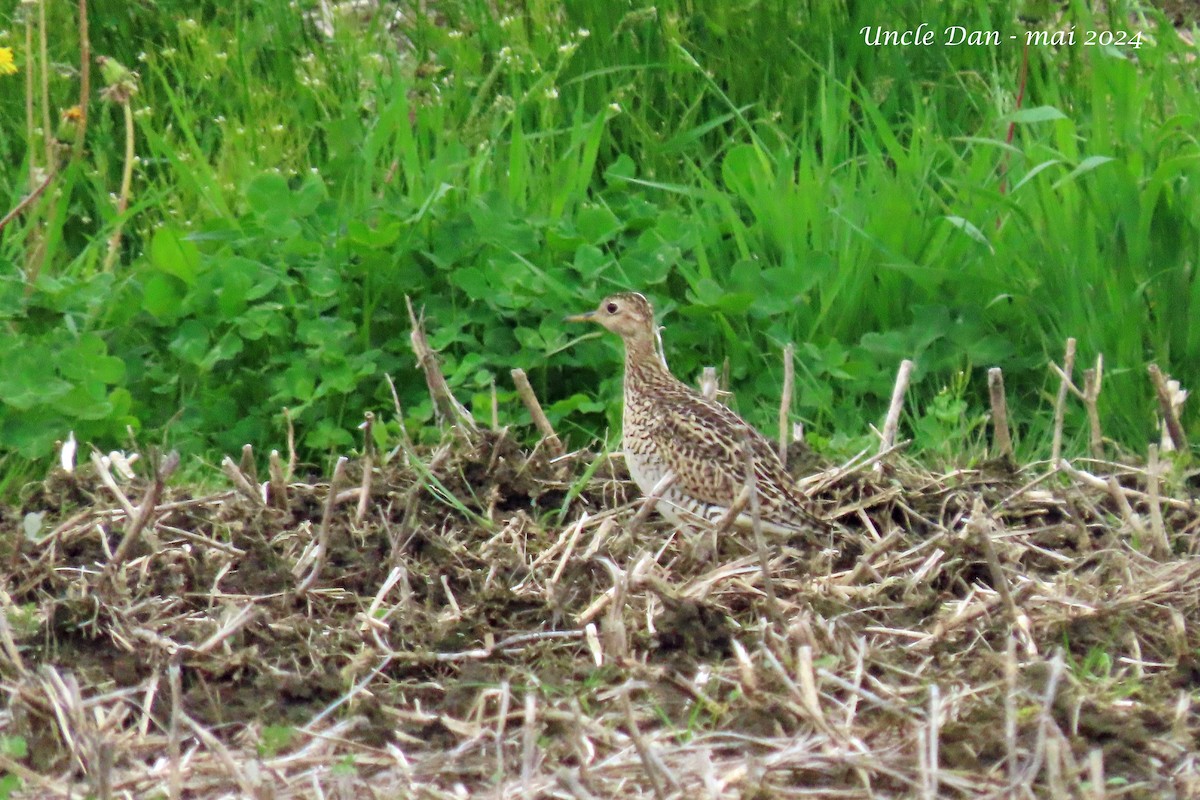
0,0,1196,479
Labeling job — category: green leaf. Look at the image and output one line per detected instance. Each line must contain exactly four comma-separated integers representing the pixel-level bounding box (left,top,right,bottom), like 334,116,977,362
603,153,636,184
575,205,622,245
1053,155,1116,188
721,143,773,197
149,227,201,286
216,265,253,318
449,266,491,301
244,173,292,218
944,216,995,253
169,319,211,365
1003,105,1067,124
142,273,185,320
0,735,28,759
200,329,244,371
58,335,126,384
0,347,72,410
292,173,327,216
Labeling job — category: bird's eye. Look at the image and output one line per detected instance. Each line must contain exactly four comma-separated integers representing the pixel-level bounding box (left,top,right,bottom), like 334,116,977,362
605,302,619,314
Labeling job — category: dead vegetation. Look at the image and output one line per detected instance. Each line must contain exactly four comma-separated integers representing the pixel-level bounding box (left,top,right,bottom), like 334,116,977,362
2,319,1198,799
0,417,1197,799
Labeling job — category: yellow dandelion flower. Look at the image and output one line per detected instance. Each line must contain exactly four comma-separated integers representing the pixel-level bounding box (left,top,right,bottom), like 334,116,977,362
0,48,16,77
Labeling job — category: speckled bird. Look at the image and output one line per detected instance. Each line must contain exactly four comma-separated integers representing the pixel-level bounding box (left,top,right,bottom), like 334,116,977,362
567,292,826,535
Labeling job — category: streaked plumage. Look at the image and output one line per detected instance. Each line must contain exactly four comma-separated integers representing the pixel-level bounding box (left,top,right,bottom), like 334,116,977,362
567,292,825,535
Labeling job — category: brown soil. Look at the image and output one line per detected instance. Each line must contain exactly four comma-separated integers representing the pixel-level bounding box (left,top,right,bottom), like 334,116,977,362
1,428,1198,798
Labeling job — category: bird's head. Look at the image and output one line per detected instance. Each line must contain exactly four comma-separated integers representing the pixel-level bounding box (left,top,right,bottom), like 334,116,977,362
565,292,657,341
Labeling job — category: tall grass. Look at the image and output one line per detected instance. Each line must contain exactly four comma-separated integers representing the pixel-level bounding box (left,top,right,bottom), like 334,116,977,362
0,0,1195,474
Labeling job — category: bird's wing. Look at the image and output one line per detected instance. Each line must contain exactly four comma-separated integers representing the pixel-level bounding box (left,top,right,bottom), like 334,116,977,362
647,387,801,513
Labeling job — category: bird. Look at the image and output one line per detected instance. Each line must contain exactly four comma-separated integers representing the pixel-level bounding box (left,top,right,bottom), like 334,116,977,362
566,291,826,536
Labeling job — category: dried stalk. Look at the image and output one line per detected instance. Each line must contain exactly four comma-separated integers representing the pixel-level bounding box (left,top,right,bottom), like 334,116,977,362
108,451,179,572
628,469,677,530
283,406,297,479
778,343,795,462
1083,354,1104,458
521,690,539,795
239,444,258,485
512,368,564,456
620,687,669,800
406,296,476,431
90,449,138,520
297,456,348,593
879,359,914,457
742,431,780,621
987,367,1013,461
1148,363,1188,452
267,449,289,510
221,456,263,507
356,411,375,524
1051,338,1076,466
699,366,718,401
1147,444,1170,558
168,657,182,800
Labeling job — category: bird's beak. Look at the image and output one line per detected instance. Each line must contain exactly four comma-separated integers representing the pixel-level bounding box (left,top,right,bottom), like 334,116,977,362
563,311,596,323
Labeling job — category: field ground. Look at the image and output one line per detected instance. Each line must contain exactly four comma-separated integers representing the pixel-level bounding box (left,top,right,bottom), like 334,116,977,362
1,0,1199,797
1,412,1198,798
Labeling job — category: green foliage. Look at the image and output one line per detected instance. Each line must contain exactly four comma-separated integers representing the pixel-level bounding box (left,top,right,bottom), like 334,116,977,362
0,0,1197,471
257,724,295,758
0,735,26,799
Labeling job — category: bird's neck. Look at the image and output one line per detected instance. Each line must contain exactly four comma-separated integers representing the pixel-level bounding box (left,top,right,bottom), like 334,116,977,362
622,335,672,389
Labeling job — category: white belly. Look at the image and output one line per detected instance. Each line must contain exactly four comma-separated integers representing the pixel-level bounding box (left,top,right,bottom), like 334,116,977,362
623,448,693,527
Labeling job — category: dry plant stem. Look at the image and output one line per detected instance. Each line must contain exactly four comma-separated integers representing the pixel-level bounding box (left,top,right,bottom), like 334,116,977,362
778,343,795,462
168,658,183,800
712,485,751,534
297,456,348,593
490,377,499,429
924,683,940,800
699,366,718,400
879,359,914,456
1051,338,1076,465
39,0,51,167
109,451,179,571
0,611,26,675
356,411,374,524
283,406,297,478
619,687,669,800
267,449,289,510
1147,444,1170,558
221,456,264,507
1089,749,1105,800
0,166,56,235
970,500,1017,621
102,101,135,272
1005,636,1018,787
987,367,1013,460
1021,651,1065,790
521,690,538,796
72,0,91,162
511,368,564,456
406,295,477,430
742,432,780,621
90,449,138,520
1148,363,1188,451
1083,357,1104,458
24,14,34,178
239,444,258,485
1105,476,1147,540
494,679,511,781
628,469,677,530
